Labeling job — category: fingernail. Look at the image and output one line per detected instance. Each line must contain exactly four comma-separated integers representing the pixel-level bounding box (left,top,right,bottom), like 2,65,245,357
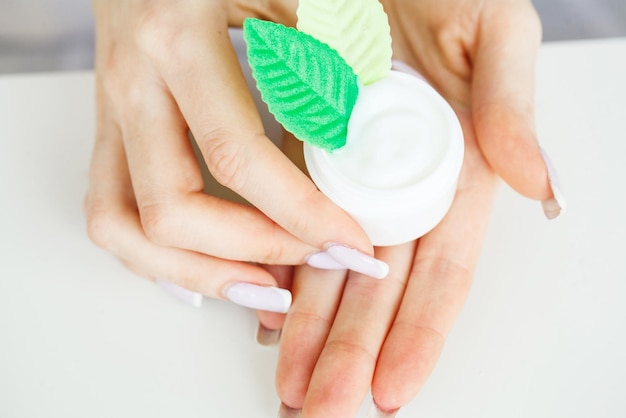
540,147,567,220
256,322,282,346
225,283,291,313
367,401,399,418
278,402,301,418
325,243,389,279
155,278,203,308
391,59,424,80
306,251,348,270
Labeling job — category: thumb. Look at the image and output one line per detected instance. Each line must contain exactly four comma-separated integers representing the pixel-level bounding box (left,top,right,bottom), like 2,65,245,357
472,3,565,219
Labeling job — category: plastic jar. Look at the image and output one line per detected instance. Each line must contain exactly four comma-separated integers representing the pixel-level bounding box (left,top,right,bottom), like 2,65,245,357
304,70,464,246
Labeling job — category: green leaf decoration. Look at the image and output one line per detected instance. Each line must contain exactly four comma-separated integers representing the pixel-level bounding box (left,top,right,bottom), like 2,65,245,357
297,0,392,85
243,18,358,152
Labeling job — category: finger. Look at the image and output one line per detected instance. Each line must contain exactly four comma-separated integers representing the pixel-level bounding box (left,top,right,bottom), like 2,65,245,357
256,265,293,345
255,129,310,345
135,5,374,255
276,266,348,409
385,2,472,107
101,205,282,302
115,73,318,265
301,243,416,417
472,3,552,202
85,113,289,313
371,146,497,410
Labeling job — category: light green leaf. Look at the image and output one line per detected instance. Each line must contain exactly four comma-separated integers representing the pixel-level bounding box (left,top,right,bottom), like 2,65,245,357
297,0,392,85
243,18,358,151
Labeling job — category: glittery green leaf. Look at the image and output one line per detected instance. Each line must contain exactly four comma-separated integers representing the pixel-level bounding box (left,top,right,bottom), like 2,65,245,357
243,18,358,151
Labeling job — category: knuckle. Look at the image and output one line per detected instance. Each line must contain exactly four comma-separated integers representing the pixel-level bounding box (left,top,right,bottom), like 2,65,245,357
258,238,285,264
203,134,249,191
286,210,312,239
256,221,302,264
285,188,320,236
324,339,377,363
138,202,176,246
133,5,199,67
84,197,119,250
288,309,333,329
133,5,178,58
393,321,446,347
416,256,473,282
96,46,143,114
97,47,127,106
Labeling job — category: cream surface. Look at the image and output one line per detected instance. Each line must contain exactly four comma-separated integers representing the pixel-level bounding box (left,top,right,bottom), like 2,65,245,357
328,71,450,190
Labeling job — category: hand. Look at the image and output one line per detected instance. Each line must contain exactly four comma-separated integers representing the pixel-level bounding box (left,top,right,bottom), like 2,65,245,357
84,0,378,311
272,0,557,415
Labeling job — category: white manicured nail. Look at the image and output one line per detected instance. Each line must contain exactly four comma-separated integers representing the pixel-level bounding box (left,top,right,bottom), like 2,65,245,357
225,283,291,313
325,244,389,279
540,148,567,220
155,278,203,308
367,401,399,418
306,251,348,270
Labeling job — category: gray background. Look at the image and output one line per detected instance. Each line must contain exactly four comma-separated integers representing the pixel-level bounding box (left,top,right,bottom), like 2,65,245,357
0,0,625,74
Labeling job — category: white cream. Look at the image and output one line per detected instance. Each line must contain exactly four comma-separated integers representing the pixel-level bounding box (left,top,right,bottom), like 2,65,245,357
330,73,450,190
304,70,464,246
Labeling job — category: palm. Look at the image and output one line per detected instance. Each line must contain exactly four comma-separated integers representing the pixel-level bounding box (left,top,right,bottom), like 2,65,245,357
270,0,546,415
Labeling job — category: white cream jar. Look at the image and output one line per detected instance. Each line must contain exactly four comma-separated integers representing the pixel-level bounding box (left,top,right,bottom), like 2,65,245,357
304,70,464,246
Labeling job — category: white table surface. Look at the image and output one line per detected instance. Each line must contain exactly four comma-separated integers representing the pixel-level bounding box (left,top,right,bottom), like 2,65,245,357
1,38,625,418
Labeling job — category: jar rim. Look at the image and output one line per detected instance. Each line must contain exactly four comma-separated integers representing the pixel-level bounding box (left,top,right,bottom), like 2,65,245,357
304,71,464,215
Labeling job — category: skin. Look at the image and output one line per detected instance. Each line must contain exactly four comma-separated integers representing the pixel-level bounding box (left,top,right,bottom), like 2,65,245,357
259,0,549,416
86,0,372,300
87,0,550,416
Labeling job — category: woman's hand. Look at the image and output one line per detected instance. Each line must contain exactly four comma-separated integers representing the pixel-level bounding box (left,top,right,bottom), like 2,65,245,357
85,0,380,311
272,0,561,416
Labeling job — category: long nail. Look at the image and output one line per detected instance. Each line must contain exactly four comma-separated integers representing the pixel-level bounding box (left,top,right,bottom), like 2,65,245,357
256,322,281,346
306,251,348,270
278,402,301,418
367,401,399,418
155,278,203,308
325,243,389,279
540,148,567,220
225,283,291,313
